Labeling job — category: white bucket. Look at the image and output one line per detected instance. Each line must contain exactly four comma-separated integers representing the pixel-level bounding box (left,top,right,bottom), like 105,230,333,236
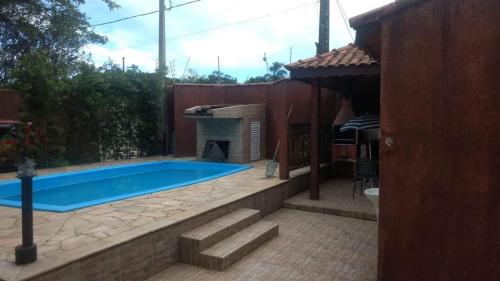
364,188,379,220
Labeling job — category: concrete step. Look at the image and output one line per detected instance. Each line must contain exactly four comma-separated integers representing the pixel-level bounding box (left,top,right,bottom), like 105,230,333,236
180,208,261,264
198,221,279,271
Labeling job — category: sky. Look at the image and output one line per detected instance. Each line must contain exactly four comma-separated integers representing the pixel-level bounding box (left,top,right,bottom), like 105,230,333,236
81,0,393,82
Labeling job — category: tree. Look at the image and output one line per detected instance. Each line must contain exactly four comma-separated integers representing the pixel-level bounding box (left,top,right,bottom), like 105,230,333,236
65,62,163,162
12,51,69,165
64,62,105,163
179,70,238,84
245,62,289,84
3,1,168,166
202,71,238,84
269,62,288,79
0,0,119,85
179,68,201,83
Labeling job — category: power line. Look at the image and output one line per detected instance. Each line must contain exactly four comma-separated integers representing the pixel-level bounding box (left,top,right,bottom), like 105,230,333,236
92,1,318,52
334,0,354,42
166,0,201,11
91,10,158,27
166,1,319,41
90,0,201,27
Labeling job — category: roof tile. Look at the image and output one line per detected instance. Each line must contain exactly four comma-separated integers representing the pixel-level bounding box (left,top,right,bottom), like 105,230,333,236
286,44,378,70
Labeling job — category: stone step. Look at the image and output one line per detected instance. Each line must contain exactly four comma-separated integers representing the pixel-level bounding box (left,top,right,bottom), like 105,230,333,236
198,221,279,271
180,208,261,264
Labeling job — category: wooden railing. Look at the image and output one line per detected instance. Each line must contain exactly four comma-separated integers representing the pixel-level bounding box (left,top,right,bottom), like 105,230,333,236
287,123,332,171
288,124,310,170
279,121,332,180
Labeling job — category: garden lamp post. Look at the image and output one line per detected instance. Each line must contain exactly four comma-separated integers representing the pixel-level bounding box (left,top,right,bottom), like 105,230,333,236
15,158,37,265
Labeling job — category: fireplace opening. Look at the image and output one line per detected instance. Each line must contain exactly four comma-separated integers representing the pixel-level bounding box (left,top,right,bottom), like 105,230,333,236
202,140,230,161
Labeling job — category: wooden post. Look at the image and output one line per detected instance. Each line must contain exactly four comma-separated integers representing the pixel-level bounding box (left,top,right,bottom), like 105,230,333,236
310,78,321,200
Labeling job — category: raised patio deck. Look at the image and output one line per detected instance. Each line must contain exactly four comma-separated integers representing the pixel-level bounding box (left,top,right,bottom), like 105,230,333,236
0,158,314,281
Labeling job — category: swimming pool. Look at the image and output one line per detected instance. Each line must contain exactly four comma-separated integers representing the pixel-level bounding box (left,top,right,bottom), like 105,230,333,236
0,161,250,212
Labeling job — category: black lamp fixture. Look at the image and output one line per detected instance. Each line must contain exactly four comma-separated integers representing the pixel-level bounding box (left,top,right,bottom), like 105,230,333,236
15,158,37,265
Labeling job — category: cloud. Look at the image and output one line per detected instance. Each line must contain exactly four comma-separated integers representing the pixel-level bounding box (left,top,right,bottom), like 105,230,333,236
83,0,394,80
83,44,158,71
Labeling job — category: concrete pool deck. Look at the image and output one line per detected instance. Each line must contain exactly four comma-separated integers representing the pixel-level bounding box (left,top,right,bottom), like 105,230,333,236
0,157,316,281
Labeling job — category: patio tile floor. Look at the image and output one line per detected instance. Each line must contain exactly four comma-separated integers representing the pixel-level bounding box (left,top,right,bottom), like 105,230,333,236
147,208,378,281
284,179,377,221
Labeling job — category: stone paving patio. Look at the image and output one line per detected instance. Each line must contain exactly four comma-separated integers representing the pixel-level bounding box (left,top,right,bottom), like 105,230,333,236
0,157,290,280
0,157,379,280
147,208,378,281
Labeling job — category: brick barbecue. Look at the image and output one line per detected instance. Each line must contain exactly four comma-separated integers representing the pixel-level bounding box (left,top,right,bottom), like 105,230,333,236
184,104,266,163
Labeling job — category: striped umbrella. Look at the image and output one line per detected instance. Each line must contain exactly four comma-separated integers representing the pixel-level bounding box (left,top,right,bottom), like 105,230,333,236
340,114,380,159
339,114,380,132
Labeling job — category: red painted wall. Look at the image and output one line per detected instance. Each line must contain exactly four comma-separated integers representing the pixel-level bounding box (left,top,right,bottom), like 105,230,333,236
173,80,336,158
378,0,500,280
0,90,20,122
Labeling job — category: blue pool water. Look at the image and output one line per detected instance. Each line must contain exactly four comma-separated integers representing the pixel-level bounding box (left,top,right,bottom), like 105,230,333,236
0,161,250,212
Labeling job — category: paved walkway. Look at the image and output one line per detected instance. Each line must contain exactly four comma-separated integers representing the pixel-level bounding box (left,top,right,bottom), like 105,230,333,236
0,157,283,268
284,179,377,221
147,208,378,281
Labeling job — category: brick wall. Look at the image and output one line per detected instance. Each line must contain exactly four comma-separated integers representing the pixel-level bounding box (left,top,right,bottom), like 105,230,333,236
0,89,20,121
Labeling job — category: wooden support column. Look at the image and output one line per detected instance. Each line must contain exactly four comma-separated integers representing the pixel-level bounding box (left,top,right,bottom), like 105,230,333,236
310,78,321,200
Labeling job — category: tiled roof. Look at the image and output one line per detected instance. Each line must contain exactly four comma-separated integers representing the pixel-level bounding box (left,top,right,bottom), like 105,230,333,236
286,44,378,70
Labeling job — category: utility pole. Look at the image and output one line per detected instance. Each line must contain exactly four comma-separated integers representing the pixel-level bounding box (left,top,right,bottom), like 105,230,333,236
158,0,201,155
159,0,166,75
122,57,125,72
263,53,269,75
159,0,167,155
159,0,200,75
217,56,221,84
317,0,330,55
